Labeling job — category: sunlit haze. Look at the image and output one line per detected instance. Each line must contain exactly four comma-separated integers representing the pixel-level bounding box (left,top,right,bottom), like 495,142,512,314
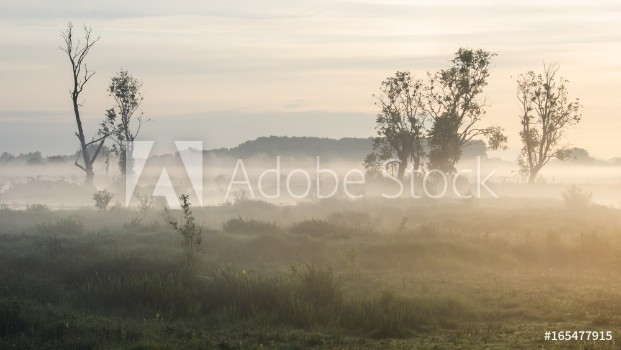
1,0,620,159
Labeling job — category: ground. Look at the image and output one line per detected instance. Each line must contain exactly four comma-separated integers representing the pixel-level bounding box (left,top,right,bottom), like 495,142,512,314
0,197,620,349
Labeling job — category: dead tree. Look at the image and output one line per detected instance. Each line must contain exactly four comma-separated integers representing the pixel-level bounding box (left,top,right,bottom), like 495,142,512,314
60,22,107,187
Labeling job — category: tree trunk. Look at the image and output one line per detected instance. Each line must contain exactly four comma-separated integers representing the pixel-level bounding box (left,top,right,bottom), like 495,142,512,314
396,154,408,181
412,148,421,172
125,140,134,175
73,96,95,188
84,169,94,187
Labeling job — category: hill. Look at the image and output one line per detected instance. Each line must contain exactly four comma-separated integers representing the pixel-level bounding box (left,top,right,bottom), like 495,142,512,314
204,136,488,161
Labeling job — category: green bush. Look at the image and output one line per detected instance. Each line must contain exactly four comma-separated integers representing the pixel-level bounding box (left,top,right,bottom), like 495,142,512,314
93,190,114,211
167,194,203,272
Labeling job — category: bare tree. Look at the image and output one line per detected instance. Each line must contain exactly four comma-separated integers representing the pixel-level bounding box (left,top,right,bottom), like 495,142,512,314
60,22,106,187
424,48,506,174
365,71,426,180
517,63,582,183
100,69,147,174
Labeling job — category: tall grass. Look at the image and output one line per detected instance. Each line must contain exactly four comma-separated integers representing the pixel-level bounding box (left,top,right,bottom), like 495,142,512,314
75,264,473,337
0,298,29,337
81,272,204,317
36,217,84,236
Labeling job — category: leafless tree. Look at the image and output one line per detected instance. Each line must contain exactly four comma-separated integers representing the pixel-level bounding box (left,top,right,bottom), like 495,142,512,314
60,22,107,187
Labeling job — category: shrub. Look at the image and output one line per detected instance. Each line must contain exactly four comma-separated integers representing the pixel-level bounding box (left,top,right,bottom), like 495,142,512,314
0,203,11,214
167,194,203,271
289,219,338,237
222,216,281,234
26,203,49,214
289,219,372,238
137,194,153,214
124,217,142,229
328,211,372,228
93,190,114,211
561,185,592,209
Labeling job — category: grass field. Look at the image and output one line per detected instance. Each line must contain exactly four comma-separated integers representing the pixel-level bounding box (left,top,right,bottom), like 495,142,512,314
1,196,620,349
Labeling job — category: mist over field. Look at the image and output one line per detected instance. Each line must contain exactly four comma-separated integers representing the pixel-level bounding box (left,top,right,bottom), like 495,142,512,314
2,140,621,208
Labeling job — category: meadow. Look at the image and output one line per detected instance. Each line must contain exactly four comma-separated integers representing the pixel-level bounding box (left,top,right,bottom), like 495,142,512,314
1,193,621,349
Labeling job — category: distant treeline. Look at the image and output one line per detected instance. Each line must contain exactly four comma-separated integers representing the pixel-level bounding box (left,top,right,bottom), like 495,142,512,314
2,136,612,166
206,136,488,161
0,151,76,166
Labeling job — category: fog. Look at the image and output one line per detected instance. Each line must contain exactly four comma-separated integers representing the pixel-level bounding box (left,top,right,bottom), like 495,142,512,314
2,154,620,209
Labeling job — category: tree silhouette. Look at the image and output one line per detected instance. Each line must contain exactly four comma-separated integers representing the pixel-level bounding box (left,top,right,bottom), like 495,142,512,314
60,23,107,187
516,63,582,183
100,69,147,174
365,71,426,180
424,48,506,174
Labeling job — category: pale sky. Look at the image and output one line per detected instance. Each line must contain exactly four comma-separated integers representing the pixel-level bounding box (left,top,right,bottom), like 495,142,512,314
1,0,620,160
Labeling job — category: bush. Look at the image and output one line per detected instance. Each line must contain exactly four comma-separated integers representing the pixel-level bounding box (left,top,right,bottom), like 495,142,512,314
328,211,372,228
167,194,203,271
0,203,11,214
289,219,372,238
289,219,338,237
561,185,592,209
222,216,281,234
93,190,114,212
26,203,50,214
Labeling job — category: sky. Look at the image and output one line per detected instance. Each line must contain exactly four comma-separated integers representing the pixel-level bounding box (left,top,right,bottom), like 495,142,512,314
1,0,620,160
